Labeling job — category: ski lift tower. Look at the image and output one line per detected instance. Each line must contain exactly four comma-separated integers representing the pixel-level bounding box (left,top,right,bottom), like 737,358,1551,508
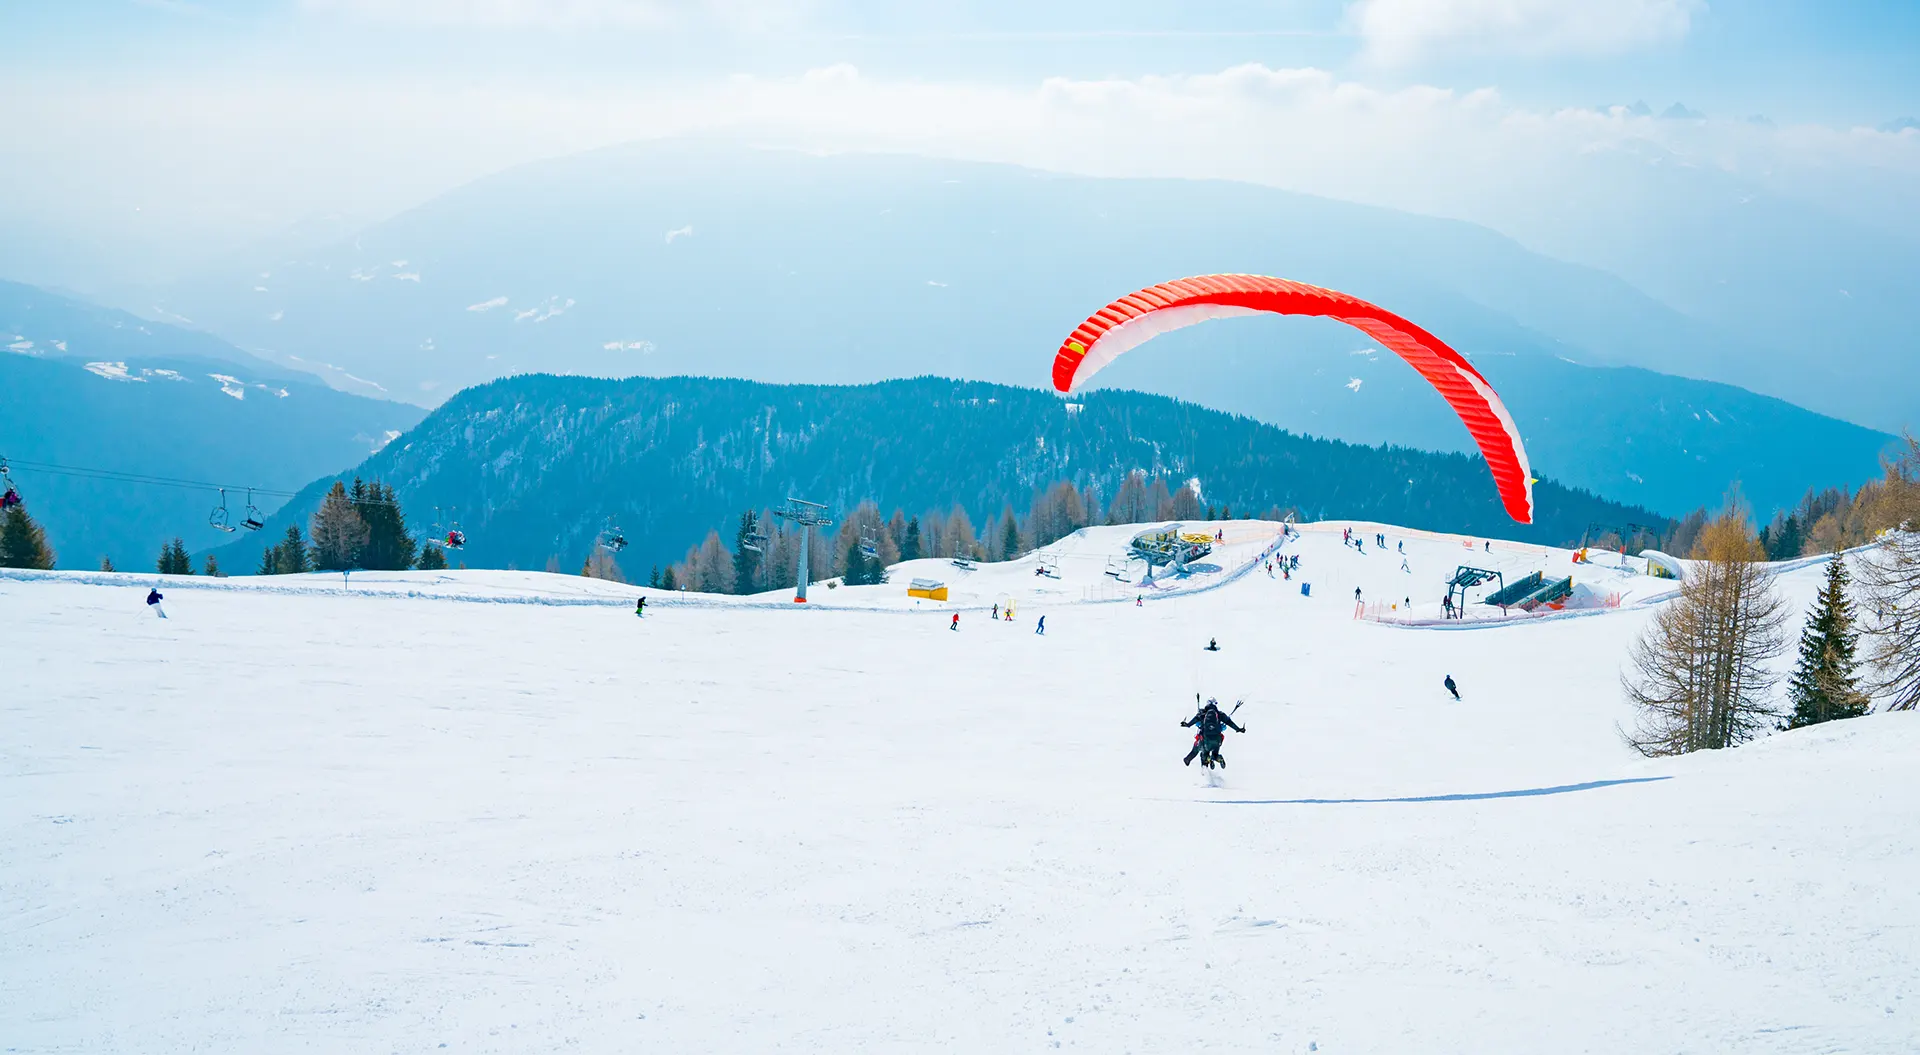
772,497,832,603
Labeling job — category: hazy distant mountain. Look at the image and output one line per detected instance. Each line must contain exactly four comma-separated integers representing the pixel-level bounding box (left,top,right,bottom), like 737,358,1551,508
208,374,1665,576
0,281,425,567
153,141,1893,517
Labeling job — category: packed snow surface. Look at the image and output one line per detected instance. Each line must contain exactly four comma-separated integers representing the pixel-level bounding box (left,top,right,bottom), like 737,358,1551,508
3,521,1916,1052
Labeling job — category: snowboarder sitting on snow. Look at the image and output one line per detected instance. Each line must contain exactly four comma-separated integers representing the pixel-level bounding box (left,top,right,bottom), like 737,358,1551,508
1181,697,1245,768
1444,674,1461,701
1204,637,1221,651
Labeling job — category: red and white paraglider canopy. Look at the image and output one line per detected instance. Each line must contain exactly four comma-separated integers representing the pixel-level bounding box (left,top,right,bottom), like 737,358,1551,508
1052,274,1536,524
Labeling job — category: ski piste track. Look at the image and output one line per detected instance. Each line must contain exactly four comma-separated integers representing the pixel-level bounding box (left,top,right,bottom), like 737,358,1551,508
5,519,1917,1052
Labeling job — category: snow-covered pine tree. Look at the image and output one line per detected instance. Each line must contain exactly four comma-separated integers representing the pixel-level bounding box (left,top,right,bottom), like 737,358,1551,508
1785,555,1870,728
0,503,56,569
309,482,368,572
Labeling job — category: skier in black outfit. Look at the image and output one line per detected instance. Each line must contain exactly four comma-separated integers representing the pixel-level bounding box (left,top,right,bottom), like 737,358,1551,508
1181,697,1245,768
1444,674,1461,701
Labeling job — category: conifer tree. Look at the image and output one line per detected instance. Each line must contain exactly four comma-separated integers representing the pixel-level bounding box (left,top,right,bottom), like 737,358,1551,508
416,544,448,571
309,481,368,572
257,546,278,575
156,537,193,575
276,525,312,574
1786,555,1871,727
203,554,223,578
0,503,56,569
357,482,417,570
660,565,678,591
648,565,661,588
732,510,763,594
99,555,115,572
1000,512,1022,562
901,516,922,561
842,538,870,585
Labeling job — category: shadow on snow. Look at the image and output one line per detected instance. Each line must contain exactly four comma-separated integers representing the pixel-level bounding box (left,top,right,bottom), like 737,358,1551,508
1210,776,1671,805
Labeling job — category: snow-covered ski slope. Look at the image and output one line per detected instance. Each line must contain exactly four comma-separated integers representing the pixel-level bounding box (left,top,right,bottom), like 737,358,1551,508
4,521,1916,1053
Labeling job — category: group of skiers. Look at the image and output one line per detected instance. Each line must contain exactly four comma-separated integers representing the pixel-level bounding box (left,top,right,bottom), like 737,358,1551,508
948,610,1046,635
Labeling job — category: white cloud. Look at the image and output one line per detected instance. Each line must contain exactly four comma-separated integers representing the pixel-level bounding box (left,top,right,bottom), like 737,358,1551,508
602,339,655,352
514,296,575,322
1346,377,1364,391
1349,0,1701,65
664,224,693,243
467,296,509,311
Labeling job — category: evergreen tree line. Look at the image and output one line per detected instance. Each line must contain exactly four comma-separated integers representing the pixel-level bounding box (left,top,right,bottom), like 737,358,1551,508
652,470,1297,596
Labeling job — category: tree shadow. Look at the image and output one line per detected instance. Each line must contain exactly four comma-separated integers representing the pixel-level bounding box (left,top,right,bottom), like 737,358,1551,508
1211,776,1671,805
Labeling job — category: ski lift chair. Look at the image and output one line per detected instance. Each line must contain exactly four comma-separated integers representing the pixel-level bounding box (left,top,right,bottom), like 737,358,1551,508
741,530,769,554
241,489,265,531
209,488,237,532
859,535,879,560
0,458,19,509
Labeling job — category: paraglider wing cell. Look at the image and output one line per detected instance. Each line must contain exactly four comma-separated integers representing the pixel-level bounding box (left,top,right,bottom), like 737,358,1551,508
1052,274,1535,523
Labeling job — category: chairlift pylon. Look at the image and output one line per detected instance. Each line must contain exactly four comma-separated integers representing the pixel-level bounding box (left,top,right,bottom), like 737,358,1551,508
241,488,265,531
209,487,236,532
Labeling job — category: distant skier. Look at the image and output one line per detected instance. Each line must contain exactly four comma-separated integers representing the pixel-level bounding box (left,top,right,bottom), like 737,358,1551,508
1182,697,1245,768
1354,586,1363,603
635,596,646,617
1135,595,1143,607
1444,674,1461,701
1035,615,1046,635
1204,637,1220,652
146,587,166,619
1397,540,1404,554
950,613,960,631
1484,540,1492,553
1401,558,1411,573
991,602,999,620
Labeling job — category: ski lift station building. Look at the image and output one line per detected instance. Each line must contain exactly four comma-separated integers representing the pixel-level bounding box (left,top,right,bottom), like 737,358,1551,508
907,578,949,602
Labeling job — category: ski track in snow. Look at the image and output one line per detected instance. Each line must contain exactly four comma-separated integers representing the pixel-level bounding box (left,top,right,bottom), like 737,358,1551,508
2,521,1915,1053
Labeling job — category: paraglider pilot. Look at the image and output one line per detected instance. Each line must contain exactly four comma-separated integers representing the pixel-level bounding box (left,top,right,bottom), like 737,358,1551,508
1182,697,1244,769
